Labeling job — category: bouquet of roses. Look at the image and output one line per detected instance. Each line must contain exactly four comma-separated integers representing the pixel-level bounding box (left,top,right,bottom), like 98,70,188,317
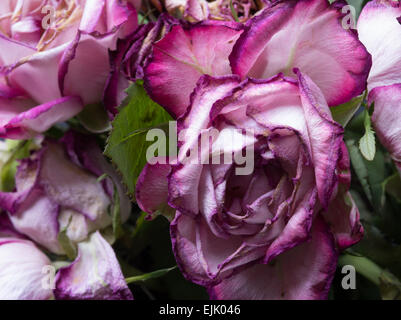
0,0,401,300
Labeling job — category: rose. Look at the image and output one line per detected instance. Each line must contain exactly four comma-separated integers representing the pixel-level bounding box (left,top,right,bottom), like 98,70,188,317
136,71,363,299
0,230,133,300
0,131,133,300
0,0,138,139
357,0,401,173
0,131,131,255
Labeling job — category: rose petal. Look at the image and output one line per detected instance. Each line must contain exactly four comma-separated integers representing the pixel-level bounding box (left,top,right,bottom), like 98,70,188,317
369,84,401,167
136,159,172,219
230,0,371,106
39,142,111,222
209,217,338,300
54,231,133,300
8,189,62,254
324,188,363,250
0,238,53,300
357,0,401,90
144,23,243,118
296,70,344,208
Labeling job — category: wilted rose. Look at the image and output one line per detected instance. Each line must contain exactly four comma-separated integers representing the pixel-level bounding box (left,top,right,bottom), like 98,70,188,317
0,0,138,138
0,131,131,254
0,130,133,300
136,71,363,299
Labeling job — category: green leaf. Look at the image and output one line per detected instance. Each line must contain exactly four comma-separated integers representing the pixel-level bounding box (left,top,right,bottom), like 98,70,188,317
229,0,240,22
380,271,401,300
346,138,373,203
382,173,401,202
57,216,77,260
359,109,376,161
97,173,108,183
104,82,172,197
339,252,401,300
0,140,33,192
331,94,363,127
347,0,364,18
0,154,19,192
125,266,177,284
57,230,77,261
77,103,111,133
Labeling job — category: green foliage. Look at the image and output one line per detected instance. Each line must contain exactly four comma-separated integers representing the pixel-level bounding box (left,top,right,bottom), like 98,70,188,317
57,216,77,260
0,140,36,192
125,266,177,284
104,82,172,198
359,109,376,161
78,103,110,133
331,94,364,127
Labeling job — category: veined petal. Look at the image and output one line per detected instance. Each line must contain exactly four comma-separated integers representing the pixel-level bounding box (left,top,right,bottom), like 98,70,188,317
169,75,240,217
357,0,401,90
0,33,36,67
296,70,344,208
61,33,119,106
54,231,133,300
0,96,84,139
136,159,172,220
209,217,337,300
0,238,53,300
323,188,363,250
230,0,371,106
39,142,111,222
144,23,243,118
369,84,401,166
9,189,62,254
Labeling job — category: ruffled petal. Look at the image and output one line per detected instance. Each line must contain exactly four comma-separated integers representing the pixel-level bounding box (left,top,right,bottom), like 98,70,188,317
39,142,111,221
8,44,68,103
9,189,62,254
0,96,84,139
54,231,133,300
324,188,363,250
170,212,266,286
209,217,338,300
296,70,344,208
369,84,401,166
0,33,36,68
0,238,53,300
136,159,172,219
169,75,240,216
144,23,243,118
61,131,131,223
61,33,119,106
357,0,401,90
230,0,371,106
